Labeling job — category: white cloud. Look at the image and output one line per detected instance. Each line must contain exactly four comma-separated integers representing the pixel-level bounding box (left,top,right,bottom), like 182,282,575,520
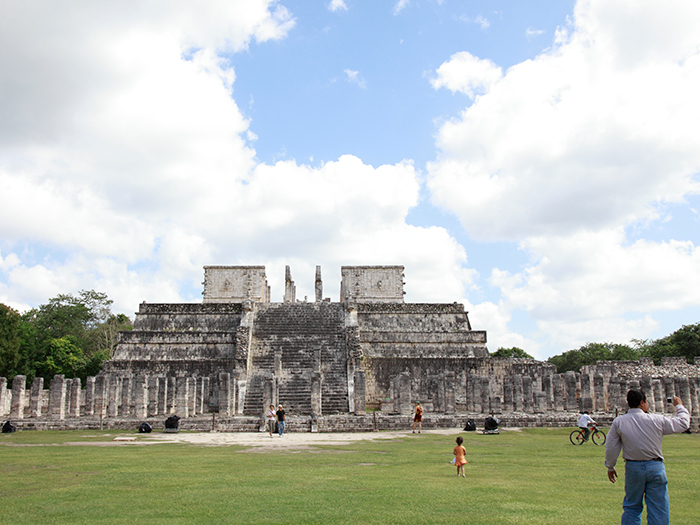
525,27,545,38
0,2,472,317
328,0,348,12
393,0,410,16
457,14,490,29
428,0,700,355
344,69,367,88
430,51,502,98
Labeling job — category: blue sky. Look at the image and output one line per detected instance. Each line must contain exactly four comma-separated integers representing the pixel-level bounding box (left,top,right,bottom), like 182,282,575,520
1,0,700,359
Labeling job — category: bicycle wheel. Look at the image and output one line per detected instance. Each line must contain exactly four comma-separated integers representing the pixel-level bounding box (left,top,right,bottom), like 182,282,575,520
570,430,585,445
592,429,606,445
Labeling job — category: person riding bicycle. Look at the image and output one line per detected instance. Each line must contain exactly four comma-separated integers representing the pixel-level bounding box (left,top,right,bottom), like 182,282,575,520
578,411,596,441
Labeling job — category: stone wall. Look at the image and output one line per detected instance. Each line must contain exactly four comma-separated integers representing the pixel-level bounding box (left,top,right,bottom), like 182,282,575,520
340,266,405,303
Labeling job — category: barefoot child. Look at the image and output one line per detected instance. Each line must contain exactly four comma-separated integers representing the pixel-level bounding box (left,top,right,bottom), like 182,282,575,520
453,436,467,477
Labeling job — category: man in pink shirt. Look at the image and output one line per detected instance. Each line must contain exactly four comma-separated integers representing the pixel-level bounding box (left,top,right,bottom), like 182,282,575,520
605,389,690,525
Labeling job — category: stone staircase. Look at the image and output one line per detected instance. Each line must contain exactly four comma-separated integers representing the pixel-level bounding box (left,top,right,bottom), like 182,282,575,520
243,303,348,415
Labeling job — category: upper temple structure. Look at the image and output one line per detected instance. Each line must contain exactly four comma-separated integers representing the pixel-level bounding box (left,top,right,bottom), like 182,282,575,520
2,264,699,431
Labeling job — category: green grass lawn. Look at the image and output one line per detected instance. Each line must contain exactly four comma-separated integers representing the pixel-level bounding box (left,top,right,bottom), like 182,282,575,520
1,427,698,524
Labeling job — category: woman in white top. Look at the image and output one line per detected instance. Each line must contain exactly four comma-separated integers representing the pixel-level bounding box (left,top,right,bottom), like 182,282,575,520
267,404,276,437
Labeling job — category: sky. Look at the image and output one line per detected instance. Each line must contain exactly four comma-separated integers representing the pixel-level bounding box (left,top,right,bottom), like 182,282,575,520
1,0,700,360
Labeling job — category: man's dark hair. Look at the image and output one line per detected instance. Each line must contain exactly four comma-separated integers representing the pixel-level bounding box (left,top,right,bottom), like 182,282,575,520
627,389,646,408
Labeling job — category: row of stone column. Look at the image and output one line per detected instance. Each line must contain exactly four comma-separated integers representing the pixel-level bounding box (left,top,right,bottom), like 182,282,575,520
467,371,700,415
1,373,246,420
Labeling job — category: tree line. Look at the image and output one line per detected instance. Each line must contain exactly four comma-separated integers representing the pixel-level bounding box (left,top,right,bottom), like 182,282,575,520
0,291,132,384
492,322,700,374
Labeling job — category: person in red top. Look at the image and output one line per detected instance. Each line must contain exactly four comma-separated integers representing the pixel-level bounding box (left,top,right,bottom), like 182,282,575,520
453,436,467,477
412,402,423,433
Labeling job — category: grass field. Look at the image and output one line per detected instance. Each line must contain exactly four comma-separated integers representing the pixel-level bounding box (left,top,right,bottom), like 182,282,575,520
1,427,698,524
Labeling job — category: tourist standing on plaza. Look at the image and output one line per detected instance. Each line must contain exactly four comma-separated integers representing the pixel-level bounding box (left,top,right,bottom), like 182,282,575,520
267,404,276,437
276,405,286,436
453,436,467,477
578,411,596,441
605,390,689,525
412,401,423,433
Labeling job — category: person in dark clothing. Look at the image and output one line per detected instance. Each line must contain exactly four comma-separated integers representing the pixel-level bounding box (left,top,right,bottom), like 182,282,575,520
276,405,286,436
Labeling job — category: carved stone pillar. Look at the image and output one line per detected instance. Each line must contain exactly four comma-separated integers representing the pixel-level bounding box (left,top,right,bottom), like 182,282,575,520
69,377,81,417
353,369,366,415
176,377,191,418
133,375,147,419
30,377,44,418
513,375,524,412
148,376,159,417
564,371,578,411
10,375,26,419
84,376,95,416
594,374,605,412
218,373,231,416
48,375,66,420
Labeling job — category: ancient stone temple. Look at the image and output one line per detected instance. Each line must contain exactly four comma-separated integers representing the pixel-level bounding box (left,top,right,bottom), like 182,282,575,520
2,264,699,431
101,265,489,418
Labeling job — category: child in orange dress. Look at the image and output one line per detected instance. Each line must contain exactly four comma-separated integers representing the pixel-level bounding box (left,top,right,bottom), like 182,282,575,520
453,436,467,477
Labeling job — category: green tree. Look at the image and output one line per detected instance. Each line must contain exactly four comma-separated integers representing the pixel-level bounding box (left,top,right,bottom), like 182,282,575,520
0,304,22,379
547,342,639,374
39,336,86,378
638,322,700,364
12,290,131,383
491,347,534,359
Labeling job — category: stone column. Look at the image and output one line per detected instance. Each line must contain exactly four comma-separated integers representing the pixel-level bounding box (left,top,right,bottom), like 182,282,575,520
522,375,533,413
69,378,81,417
311,372,322,416
552,375,564,411
480,377,490,414
580,373,593,412
107,375,119,417
534,391,546,413
148,377,159,417
177,377,191,417
0,377,7,416
640,376,654,412
187,377,196,416
542,374,553,410
167,377,177,414
395,372,412,415
662,377,675,413
30,377,44,418
690,378,699,416
119,377,131,417
619,378,629,410
94,375,107,416
315,265,323,302
513,375,524,412
133,375,147,419
10,375,27,419
594,374,605,412
676,377,691,414
353,369,366,415
444,372,456,414
49,375,67,420
202,376,211,413
503,382,513,413
608,377,621,412
157,377,168,415
236,378,245,415
652,379,663,412
195,377,204,415
467,375,478,413
564,371,578,411
85,376,95,416
218,373,231,416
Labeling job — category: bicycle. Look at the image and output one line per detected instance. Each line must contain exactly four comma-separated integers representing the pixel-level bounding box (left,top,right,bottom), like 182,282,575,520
570,424,606,445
